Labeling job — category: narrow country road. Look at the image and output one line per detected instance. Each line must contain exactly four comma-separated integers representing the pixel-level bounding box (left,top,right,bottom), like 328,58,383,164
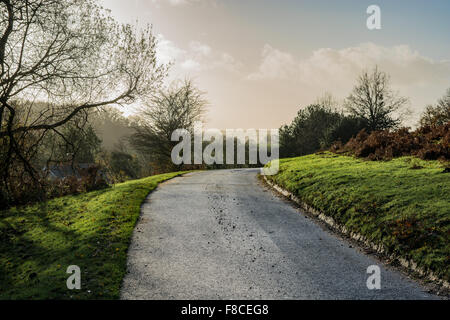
121,169,436,300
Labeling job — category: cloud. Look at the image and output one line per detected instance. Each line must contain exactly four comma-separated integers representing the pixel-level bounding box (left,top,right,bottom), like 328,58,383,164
155,34,186,65
181,59,201,70
248,42,450,123
297,43,450,89
249,43,450,87
156,34,241,74
151,0,214,7
189,41,212,56
247,45,297,80
185,41,242,73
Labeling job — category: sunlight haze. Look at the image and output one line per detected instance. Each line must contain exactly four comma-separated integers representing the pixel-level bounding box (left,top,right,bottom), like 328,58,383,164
100,0,450,129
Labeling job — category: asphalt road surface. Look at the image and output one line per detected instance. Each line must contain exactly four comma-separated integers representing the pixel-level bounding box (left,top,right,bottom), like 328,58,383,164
121,169,436,300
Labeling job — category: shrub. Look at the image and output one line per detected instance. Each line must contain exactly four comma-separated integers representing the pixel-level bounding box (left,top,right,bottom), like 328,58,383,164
0,164,109,210
331,122,450,161
419,88,450,127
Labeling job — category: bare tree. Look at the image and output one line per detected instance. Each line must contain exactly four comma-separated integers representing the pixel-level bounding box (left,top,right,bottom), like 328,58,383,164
419,88,450,127
345,66,409,131
129,80,207,172
0,0,167,203
315,92,339,110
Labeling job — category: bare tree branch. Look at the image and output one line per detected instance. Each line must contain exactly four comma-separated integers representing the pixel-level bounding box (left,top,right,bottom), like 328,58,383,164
345,66,409,131
0,0,168,206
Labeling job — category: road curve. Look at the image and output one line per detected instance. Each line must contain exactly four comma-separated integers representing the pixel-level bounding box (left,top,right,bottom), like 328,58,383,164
121,169,436,300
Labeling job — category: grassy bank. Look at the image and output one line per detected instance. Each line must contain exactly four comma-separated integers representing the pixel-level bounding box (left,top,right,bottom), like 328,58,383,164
266,153,449,281
0,171,188,299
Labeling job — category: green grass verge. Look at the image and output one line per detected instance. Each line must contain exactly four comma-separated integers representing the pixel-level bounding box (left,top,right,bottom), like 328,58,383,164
0,171,188,299
266,153,449,281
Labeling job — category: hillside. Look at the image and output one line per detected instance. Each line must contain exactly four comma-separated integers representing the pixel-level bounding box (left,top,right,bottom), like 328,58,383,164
0,172,188,299
265,153,449,282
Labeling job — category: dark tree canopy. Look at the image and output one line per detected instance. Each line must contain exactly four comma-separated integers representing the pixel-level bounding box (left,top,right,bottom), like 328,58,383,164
279,103,366,158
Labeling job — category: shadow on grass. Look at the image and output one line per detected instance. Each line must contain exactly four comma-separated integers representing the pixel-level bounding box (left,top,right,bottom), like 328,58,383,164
0,172,187,299
0,191,136,299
